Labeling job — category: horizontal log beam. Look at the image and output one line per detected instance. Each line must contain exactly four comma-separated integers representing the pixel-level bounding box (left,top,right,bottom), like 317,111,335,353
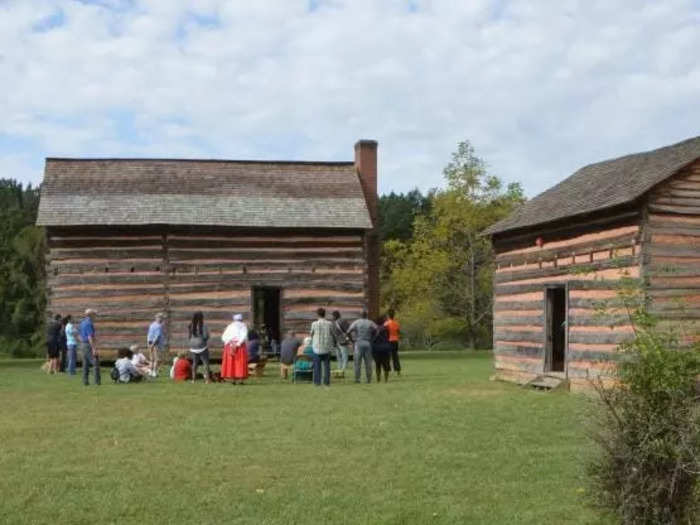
50,272,366,287
494,256,639,283
496,232,638,266
494,279,636,296
493,344,542,358
493,316,544,326
654,189,700,199
568,315,631,327
493,300,544,311
649,204,700,215
50,249,164,260
493,330,543,343
492,209,640,250
653,196,700,207
167,239,363,250
568,332,633,345
649,245,700,258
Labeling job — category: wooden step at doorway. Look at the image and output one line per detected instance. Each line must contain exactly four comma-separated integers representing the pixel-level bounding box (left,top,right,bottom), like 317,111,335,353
525,375,569,392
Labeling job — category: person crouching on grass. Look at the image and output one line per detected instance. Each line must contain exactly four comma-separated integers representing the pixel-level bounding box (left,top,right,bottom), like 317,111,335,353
146,312,165,377
172,350,192,382
372,316,392,383
309,307,337,387
114,347,144,383
130,345,151,377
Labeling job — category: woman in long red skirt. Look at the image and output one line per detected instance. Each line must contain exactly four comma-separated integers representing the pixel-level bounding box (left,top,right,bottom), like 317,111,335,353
221,313,249,384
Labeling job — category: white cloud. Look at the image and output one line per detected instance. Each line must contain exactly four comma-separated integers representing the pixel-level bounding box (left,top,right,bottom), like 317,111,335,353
0,0,699,195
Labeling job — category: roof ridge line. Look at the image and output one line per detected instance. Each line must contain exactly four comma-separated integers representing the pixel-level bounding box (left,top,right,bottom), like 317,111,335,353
45,157,355,166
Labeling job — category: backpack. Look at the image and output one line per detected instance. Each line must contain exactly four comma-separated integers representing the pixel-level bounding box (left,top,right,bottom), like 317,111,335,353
110,366,120,382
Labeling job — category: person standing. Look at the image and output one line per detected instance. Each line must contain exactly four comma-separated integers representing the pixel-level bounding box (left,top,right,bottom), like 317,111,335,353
331,311,350,371
221,314,249,384
372,316,392,383
147,313,166,377
188,311,211,383
64,315,78,375
348,311,378,384
279,331,301,379
46,314,62,375
384,309,402,375
309,308,337,387
79,309,100,386
58,316,69,373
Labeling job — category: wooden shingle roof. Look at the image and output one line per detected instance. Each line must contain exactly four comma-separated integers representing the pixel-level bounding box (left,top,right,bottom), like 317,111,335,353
485,135,700,236
37,158,373,229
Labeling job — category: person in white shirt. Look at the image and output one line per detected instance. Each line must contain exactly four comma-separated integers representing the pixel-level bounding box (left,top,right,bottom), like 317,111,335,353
130,344,151,377
221,313,249,384
114,347,143,383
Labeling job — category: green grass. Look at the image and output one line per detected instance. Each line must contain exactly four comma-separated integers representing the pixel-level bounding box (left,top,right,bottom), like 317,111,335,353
0,353,605,524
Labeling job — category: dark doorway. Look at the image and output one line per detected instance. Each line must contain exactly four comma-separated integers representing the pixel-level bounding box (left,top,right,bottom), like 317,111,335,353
252,287,281,353
545,286,567,373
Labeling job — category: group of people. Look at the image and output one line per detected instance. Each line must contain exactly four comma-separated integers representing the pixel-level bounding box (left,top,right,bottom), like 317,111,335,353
278,308,401,386
46,305,402,387
45,309,168,386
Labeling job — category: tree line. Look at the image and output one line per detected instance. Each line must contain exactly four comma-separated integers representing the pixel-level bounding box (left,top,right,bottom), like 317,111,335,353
0,180,46,357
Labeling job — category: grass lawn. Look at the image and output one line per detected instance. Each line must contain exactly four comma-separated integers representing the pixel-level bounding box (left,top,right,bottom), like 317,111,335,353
0,352,606,524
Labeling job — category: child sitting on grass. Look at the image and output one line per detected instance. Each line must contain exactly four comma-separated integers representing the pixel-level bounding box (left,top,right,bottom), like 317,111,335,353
114,347,143,383
130,345,151,377
172,351,192,382
296,337,314,372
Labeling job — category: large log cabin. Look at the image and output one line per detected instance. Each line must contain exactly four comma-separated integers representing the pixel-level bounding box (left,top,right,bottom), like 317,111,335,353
36,140,380,358
484,136,700,392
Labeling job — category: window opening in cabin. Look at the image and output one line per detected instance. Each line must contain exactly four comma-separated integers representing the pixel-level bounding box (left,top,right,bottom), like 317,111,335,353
545,286,567,373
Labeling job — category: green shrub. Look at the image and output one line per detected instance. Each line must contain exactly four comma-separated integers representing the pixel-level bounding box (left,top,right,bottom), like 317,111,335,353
587,306,700,524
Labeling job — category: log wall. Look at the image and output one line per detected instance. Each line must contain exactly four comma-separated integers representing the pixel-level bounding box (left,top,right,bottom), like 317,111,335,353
646,159,700,345
492,210,642,390
46,226,368,359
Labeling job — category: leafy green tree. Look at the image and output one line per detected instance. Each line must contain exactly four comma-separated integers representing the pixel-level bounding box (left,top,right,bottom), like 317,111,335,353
383,141,524,349
0,180,45,356
378,189,431,241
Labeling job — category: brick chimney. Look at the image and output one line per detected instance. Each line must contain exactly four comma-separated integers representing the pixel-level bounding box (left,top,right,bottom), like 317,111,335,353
354,139,379,319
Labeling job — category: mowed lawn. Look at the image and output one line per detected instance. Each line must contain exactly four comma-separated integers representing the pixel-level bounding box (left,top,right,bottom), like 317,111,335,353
0,352,605,525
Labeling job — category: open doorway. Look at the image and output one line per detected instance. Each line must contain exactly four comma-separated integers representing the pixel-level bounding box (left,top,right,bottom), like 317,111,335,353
252,287,281,356
545,286,567,373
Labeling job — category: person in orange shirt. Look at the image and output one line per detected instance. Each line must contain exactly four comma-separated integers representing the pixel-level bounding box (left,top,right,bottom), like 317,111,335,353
384,309,401,375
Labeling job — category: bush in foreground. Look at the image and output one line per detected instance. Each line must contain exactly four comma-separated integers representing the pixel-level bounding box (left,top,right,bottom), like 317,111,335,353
587,306,700,524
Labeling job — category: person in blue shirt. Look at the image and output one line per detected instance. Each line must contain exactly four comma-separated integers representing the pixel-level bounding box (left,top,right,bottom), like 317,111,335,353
64,315,78,375
147,313,166,377
79,309,99,386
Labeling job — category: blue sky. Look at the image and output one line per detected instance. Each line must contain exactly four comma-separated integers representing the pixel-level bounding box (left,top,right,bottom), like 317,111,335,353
1,0,699,195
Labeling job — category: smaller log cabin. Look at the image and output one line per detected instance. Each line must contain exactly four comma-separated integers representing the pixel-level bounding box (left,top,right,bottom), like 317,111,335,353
484,136,700,391
37,140,380,358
